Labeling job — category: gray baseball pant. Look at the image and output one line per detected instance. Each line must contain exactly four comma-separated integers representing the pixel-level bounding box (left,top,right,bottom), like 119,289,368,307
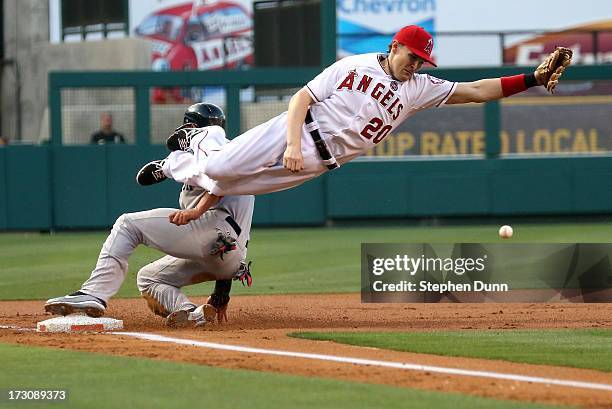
79,208,244,316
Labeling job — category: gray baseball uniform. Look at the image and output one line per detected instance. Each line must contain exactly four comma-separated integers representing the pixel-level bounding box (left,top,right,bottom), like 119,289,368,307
79,185,254,317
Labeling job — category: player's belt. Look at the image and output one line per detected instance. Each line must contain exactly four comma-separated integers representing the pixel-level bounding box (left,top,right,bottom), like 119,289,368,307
225,216,241,236
304,110,339,170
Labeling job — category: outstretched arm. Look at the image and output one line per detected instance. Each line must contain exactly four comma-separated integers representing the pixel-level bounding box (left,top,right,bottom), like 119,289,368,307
446,78,504,104
446,73,540,104
447,47,572,105
283,88,315,172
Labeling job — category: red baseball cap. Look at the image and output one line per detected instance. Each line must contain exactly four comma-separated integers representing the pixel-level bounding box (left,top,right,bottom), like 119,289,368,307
392,25,437,67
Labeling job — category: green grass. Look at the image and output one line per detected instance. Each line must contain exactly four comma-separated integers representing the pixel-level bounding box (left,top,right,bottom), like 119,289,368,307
2,222,612,299
0,343,576,409
290,329,612,372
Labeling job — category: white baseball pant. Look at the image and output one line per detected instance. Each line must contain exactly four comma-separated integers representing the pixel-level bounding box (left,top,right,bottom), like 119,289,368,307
163,112,331,196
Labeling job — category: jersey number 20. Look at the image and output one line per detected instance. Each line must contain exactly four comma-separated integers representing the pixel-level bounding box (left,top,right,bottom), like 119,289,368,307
360,118,392,144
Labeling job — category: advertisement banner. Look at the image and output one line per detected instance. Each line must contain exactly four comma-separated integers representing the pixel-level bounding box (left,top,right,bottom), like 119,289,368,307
130,0,253,103
335,0,612,66
364,100,612,156
337,0,436,57
132,1,253,71
49,0,612,66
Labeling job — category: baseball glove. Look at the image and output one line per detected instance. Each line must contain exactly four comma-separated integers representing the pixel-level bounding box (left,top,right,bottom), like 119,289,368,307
536,47,573,93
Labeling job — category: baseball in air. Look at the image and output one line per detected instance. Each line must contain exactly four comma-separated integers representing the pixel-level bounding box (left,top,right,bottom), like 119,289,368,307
498,225,513,239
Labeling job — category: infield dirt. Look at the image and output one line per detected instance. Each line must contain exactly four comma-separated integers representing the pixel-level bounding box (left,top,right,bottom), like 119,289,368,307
1,294,611,408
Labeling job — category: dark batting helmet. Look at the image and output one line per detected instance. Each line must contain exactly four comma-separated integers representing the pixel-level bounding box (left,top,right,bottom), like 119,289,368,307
183,103,226,129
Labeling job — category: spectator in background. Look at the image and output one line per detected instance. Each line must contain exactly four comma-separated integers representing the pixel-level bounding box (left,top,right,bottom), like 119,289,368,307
91,112,125,144
0,136,8,146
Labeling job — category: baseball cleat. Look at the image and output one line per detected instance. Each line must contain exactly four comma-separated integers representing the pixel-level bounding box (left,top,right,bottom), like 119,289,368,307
166,128,200,152
136,160,167,186
165,304,217,328
44,291,106,318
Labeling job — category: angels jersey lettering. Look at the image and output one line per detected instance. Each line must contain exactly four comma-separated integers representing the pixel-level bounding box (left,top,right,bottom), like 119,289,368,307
306,53,457,164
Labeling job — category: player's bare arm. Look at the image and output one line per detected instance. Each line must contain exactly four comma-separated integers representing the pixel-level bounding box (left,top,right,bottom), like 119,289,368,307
283,88,314,172
447,47,573,104
168,191,221,226
446,78,504,104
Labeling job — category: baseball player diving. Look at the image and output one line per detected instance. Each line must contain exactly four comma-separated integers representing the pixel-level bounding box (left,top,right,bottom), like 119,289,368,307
45,104,254,327
137,25,573,225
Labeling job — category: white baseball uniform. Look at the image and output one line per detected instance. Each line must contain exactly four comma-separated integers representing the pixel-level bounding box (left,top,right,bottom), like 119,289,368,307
78,184,254,317
162,53,457,196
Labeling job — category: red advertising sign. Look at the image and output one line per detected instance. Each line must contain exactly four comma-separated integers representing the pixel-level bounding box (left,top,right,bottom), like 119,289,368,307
134,1,253,103
504,20,612,65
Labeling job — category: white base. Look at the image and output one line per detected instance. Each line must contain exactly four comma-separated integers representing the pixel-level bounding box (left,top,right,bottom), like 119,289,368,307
37,314,123,333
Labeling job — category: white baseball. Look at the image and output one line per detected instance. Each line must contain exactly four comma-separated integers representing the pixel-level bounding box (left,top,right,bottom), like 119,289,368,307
498,225,513,239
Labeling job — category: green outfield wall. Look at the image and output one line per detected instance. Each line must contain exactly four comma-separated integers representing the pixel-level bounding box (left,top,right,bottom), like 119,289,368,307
2,146,612,230
1,65,612,230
